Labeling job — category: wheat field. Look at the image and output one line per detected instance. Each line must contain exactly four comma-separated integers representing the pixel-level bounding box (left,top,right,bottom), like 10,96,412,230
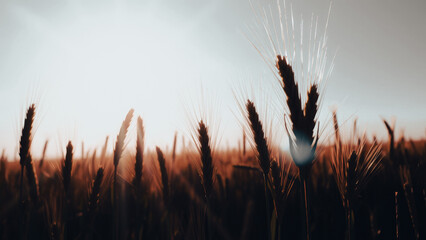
1,1,426,240
0,53,425,240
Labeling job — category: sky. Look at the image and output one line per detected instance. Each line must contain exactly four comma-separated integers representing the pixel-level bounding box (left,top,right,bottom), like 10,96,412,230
0,0,425,159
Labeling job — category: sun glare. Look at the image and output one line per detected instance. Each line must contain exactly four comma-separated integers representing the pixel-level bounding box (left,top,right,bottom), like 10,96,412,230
3,1,235,158
0,0,425,159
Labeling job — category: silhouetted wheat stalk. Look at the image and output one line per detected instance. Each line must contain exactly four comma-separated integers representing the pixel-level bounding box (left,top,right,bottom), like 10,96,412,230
90,150,97,178
61,141,73,239
39,140,49,169
133,116,144,189
331,111,382,240
170,131,178,184
399,161,420,240
383,120,394,160
113,109,134,240
84,167,104,237
277,55,319,240
130,116,145,239
198,121,213,201
246,100,270,175
383,120,420,240
197,120,214,239
25,155,39,205
88,167,104,220
18,104,39,240
172,131,178,164
246,100,271,240
270,159,295,240
155,146,171,239
62,141,73,195
19,104,35,204
156,147,169,205
114,109,134,168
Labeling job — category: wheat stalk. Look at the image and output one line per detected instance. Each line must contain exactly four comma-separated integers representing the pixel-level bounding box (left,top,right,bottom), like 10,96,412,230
156,147,169,205
39,140,49,169
331,113,383,240
277,55,320,240
88,167,104,218
113,109,134,240
19,104,35,167
270,158,295,239
197,120,214,240
90,150,97,178
133,116,144,189
62,141,73,194
155,146,171,238
383,120,419,240
25,155,39,205
246,100,271,175
19,104,35,203
198,121,214,200
172,131,178,164
383,119,395,160
245,100,272,240
113,109,134,168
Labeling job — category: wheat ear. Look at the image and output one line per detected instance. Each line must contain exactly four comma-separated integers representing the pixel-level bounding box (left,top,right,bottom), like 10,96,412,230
133,116,144,188
19,104,35,203
198,121,214,200
62,141,73,194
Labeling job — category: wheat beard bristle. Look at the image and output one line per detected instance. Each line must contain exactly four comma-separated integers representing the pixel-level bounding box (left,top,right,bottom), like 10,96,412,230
246,100,270,175
198,120,213,200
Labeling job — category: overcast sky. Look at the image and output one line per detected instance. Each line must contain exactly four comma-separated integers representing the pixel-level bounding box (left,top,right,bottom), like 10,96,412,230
0,0,425,158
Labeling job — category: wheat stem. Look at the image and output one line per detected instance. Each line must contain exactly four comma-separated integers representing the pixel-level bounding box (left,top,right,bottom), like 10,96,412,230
113,109,134,240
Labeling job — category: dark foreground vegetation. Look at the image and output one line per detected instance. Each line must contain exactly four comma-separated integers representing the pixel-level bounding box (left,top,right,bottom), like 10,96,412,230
0,55,425,240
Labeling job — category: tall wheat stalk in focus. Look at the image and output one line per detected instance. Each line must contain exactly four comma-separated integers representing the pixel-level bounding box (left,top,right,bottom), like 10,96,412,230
277,55,319,240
